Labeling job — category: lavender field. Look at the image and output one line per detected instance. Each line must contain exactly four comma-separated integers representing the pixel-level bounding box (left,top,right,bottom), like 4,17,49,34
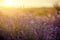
0,11,60,40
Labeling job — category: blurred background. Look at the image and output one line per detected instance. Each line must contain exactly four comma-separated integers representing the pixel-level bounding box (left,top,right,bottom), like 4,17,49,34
0,0,60,40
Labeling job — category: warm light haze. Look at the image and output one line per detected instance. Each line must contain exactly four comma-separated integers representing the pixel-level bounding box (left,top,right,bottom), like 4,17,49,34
0,0,23,8
0,0,60,40
0,0,59,16
0,0,58,8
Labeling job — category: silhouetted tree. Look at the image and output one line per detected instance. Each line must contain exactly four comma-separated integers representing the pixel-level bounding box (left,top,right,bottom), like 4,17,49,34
54,2,60,15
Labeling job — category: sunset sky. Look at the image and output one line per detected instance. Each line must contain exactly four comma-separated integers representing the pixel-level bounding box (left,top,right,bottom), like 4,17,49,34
0,0,59,16
0,0,59,8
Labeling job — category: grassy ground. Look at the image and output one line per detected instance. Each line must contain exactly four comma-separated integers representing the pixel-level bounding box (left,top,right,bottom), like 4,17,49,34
0,8,59,40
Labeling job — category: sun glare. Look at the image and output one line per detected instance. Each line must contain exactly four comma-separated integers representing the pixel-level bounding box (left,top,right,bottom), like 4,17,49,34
4,0,14,6
0,0,57,8
0,0,23,8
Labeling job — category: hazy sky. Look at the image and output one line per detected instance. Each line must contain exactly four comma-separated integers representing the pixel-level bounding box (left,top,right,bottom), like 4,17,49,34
0,0,59,7
23,0,57,7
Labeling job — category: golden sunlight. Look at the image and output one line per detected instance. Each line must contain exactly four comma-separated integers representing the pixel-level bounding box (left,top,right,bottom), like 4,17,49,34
4,0,15,6
0,0,57,8
0,0,23,7
0,0,58,16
